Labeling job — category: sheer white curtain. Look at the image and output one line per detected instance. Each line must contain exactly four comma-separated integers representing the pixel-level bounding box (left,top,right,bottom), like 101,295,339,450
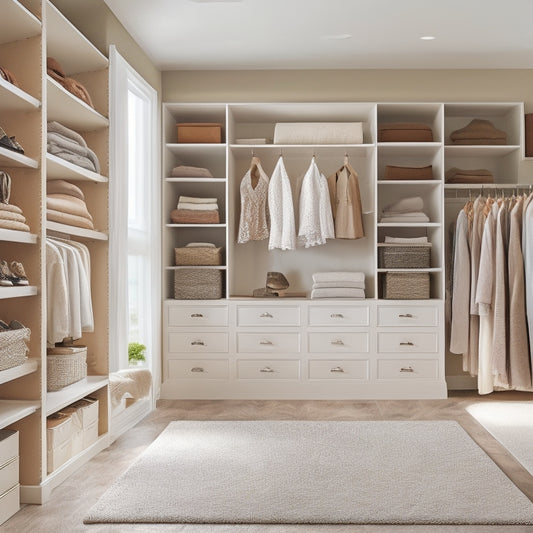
109,46,160,388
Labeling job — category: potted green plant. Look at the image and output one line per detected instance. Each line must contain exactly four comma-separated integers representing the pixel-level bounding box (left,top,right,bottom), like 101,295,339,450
128,342,146,366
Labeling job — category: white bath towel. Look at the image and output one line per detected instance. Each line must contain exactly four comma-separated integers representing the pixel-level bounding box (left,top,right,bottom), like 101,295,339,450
312,281,366,289
383,196,424,214
311,287,365,299
312,271,365,283
384,236,429,243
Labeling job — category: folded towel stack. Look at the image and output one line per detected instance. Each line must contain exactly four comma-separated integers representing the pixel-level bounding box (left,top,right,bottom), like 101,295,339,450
445,167,494,184
47,179,94,230
311,271,365,299
170,165,213,178
449,119,506,145
380,196,429,223
384,236,428,244
0,171,30,232
47,121,101,174
170,195,220,224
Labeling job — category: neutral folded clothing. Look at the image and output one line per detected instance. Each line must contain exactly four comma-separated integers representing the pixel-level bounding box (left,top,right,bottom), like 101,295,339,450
177,202,218,211
383,196,424,214
47,179,85,200
449,119,506,145
384,165,433,181
47,194,93,221
311,287,365,299
170,208,220,224
274,122,363,145
312,271,365,284
380,213,430,223
312,280,366,290
47,209,95,230
178,196,217,204
445,167,494,184
0,202,23,214
0,219,30,231
0,210,27,223
384,236,429,243
378,123,433,142
185,242,216,248
170,165,213,178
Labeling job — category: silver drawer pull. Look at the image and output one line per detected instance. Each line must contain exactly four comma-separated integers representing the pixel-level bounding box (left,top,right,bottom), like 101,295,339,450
260,366,275,373
330,313,344,319
191,340,205,346
259,340,273,345
330,366,345,373
399,341,414,346
190,367,205,373
190,313,204,318
331,339,345,346
260,312,273,318
398,313,413,318
400,366,414,373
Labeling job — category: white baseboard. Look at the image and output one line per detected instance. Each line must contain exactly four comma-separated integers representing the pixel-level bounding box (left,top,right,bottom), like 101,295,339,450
446,374,477,391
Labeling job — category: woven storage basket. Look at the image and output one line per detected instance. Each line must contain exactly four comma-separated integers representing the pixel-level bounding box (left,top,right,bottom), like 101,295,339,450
382,272,430,299
0,327,30,371
174,269,223,299
47,345,87,391
378,244,431,269
175,246,223,266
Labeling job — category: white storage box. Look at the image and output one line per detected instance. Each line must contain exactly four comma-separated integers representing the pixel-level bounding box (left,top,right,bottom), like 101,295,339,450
0,484,19,526
0,458,18,496
273,122,363,144
83,420,99,449
47,439,72,473
0,430,18,466
60,398,99,454
47,413,72,448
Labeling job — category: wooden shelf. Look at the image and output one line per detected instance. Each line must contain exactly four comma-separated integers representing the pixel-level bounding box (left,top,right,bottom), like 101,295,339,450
0,359,39,386
0,229,38,244
0,146,39,169
46,376,108,415
46,221,108,241
0,286,38,299
46,153,108,183
0,400,40,430
0,78,41,113
0,0,41,45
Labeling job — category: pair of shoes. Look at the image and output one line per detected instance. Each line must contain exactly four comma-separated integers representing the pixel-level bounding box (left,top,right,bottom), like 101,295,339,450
0,126,24,154
0,260,29,286
0,319,27,330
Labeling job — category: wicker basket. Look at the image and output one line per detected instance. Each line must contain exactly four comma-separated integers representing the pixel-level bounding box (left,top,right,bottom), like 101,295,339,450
382,272,430,299
378,244,431,269
175,246,223,266
47,345,87,391
0,327,30,371
174,269,223,300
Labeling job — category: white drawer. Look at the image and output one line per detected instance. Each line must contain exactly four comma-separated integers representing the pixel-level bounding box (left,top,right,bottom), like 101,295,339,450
168,359,229,379
377,359,439,379
0,457,18,496
0,431,17,466
377,306,438,327
308,305,370,327
0,484,19,526
237,306,300,327
309,360,369,380
168,305,228,327
168,332,228,353
377,332,438,353
237,333,300,353
308,332,369,353
237,359,300,380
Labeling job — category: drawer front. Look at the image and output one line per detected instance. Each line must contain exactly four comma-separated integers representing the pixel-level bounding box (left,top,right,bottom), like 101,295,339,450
308,305,370,327
377,359,439,379
308,332,369,353
168,359,229,379
237,359,300,380
377,306,438,327
168,332,228,353
0,431,17,466
168,305,228,327
0,484,19,526
237,306,300,327
237,333,300,353
0,458,18,496
309,360,369,380
377,332,438,353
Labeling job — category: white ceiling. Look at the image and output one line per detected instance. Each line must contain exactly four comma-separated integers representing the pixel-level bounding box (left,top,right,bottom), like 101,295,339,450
103,0,533,71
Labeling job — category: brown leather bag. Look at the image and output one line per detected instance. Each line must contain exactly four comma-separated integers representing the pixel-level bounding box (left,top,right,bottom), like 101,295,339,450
47,57,94,109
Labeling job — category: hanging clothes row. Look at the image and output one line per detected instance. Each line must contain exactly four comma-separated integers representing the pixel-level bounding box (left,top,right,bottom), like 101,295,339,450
46,237,94,346
449,192,533,394
237,155,365,250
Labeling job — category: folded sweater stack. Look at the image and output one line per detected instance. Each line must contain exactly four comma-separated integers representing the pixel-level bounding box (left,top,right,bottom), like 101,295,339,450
47,179,95,230
311,271,365,299
47,121,101,174
445,167,494,184
170,196,220,224
0,171,30,232
380,196,429,223
449,119,506,145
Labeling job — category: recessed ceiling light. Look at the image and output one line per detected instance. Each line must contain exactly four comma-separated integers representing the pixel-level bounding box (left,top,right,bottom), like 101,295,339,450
420,35,436,41
321,34,352,41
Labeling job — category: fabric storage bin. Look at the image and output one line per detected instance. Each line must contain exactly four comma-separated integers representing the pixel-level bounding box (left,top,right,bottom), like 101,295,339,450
378,244,431,269
382,272,430,299
47,345,87,391
175,246,223,266
0,327,30,371
47,413,73,472
176,123,222,143
174,269,223,300
273,122,363,144
378,123,433,142
60,397,99,455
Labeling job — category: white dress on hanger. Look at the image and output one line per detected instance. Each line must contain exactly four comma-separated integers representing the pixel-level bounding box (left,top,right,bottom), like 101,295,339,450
268,156,295,251
46,240,70,345
523,194,533,377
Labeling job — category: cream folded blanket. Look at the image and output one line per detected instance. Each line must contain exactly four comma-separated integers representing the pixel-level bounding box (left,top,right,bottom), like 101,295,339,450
312,281,366,289
109,368,152,409
312,271,365,283
384,236,429,243
380,213,430,223
47,209,95,230
47,194,93,220
178,196,217,204
0,219,30,231
0,210,26,223
177,202,218,211
311,287,365,299
47,179,85,200
383,196,424,214
0,203,23,215
171,165,213,178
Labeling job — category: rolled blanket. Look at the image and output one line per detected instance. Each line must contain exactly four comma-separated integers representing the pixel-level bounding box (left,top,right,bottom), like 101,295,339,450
0,219,30,231
0,210,27,223
47,208,94,230
0,203,23,215
170,208,220,224
178,196,217,204
311,287,365,299
47,179,85,201
312,281,366,289
171,165,213,178
176,202,218,211
312,271,365,284
47,194,93,220
450,119,506,145
384,236,429,244
383,196,424,214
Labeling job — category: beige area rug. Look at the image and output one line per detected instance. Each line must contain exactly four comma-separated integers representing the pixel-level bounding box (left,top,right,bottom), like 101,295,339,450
85,420,533,525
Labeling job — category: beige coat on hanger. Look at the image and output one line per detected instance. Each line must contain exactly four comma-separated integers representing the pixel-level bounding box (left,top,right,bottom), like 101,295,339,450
326,160,364,239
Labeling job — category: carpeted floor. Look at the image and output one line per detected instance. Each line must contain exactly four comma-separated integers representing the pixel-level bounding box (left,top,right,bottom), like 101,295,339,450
85,419,533,525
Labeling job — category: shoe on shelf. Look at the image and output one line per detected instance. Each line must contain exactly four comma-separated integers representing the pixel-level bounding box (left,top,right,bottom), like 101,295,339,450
0,260,24,286
9,320,26,330
0,320,10,330
9,261,29,285
0,127,24,154
0,262,13,287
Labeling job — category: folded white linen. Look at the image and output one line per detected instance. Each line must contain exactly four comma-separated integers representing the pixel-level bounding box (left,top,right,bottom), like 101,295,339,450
312,281,365,289
383,196,424,214
185,242,216,248
380,213,430,223
177,202,218,211
312,271,365,283
178,196,217,204
311,287,365,299
384,236,429,243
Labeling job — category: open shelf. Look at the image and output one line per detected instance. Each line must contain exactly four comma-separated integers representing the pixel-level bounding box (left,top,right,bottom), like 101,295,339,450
0,229,38,244
0,359,39,385
0,286,38,299
46,376,109,415
0,78,41,113
0,146,39,169
46,221,108,241
46,153,108,183
230,144,375,158
0,400,40,430
444,145,520,157
0,0,41,45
